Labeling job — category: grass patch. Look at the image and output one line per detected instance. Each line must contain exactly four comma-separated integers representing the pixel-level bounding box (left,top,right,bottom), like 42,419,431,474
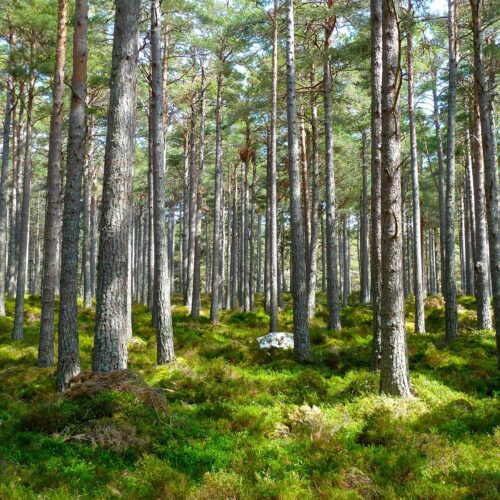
0,294,498,498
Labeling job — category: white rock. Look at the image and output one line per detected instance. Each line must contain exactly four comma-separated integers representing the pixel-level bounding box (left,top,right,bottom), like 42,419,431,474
257,332,294,350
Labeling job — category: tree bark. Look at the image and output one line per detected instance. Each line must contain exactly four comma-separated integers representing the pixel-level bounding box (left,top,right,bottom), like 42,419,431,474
432,70,446,295
93,0,140,373
268,0,279,332
82,114,95,308
360,130,370,303
406,6,425,333
39,0,67,364
191,64,207,320
12,65,35,341
286,0,311,361
210,62,224,324
149,0,174,362
185,93,197,309
379,0,412,398
57,0,88,391
443,0,458,341
470,0,500,360
470,98,492,329
370,0,383,370
0,32,14,316
307,70,319,318
324,2,341,331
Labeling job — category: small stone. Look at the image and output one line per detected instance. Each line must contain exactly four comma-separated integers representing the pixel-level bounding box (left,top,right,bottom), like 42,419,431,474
257,332,294,350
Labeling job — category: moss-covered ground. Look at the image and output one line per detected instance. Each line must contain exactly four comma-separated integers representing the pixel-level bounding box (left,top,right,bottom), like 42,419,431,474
0,293,498,499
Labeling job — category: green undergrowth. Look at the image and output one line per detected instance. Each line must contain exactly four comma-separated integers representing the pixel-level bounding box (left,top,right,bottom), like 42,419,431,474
0,293,498,499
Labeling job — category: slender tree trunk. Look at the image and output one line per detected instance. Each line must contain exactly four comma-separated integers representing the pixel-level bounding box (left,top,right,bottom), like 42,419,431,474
249,156,257,311
360,130,370,303
257,213,262,294
185,95,197,309
268,0,279,331
406,8,425,333
321,212,326,292
210,63,224,324
149,0,174,362
459,193,467,292
230,165,238,309
432,71,446,295
181,128,189,297
90,194,97,297
56,0,88,391
191,65,207,320
0,33,14,316
463,152,475,296
12,66,35,341
443,0,458,341
147,140,155,310
471,98,492,328
286,0,310,360
141,208,148,303
7,86,20,299
470,0,500,359
93,0,140,373
343,217,350,306
307,71,319,318
370,0,383,369
324,3,341,331
379,0,412,398
39,0,67,364
82,115,94,307
299,110,311,267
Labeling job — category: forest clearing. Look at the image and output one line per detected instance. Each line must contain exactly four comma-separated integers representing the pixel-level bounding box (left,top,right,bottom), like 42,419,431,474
0,0,498,497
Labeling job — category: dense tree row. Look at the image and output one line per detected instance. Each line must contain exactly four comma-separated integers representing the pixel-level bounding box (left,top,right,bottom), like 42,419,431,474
0,0,498,397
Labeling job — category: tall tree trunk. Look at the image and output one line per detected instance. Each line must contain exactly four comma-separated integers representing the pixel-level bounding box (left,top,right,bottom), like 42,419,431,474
432,70,446,294
93,0,140,373
379,0,412,398
324,2,341,331
463,147,475,296
307,71,319,318
39,0,67,365
342,216,350,306
299,110,311,267
56,0,88,391
181,128,189,297
230,165,238,309
147,138,155,310
149,0,174,362
210,61,224,324
470,0,500,360
286,0,311,361
471,97,492,328
257,212,262,294
191,64,207,320
360,130,370,303
406,6,425,333
12,65,35,341
90,193,97,297
0,33,14,316
370,0,383,369
185,94,197,309
7,85,21,299
249,156,257,311
82,115,95,308
321,212,326,291
268,0,279,331
444,0,458,341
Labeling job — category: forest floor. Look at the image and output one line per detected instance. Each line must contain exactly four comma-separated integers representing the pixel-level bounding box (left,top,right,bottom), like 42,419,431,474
0,293,498,499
